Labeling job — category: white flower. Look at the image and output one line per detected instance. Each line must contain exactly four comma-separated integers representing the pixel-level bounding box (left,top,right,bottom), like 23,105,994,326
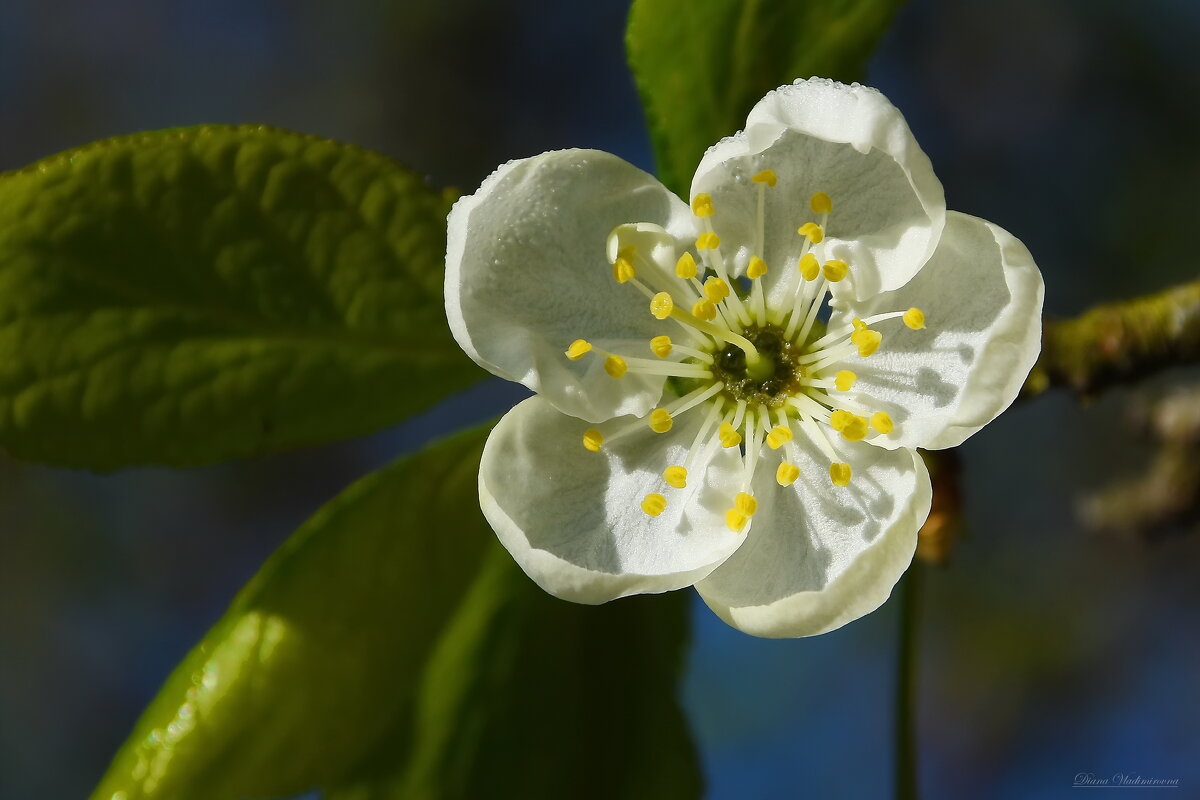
445,78,1043,638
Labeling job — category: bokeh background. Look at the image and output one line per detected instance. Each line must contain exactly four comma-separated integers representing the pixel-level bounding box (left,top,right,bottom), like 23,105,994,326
2,0,1198,797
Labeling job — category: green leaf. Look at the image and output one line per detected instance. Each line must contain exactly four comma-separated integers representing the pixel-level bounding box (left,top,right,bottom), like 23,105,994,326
330,553,700,800
91,425,701,800
0,125,480,469
627,0,908,195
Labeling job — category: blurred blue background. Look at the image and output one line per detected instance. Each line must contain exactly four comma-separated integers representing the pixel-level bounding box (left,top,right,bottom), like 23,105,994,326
2,1,1198,797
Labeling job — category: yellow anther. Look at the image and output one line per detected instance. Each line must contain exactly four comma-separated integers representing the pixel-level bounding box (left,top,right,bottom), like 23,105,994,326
799,252,820,281
703,276,730,301
840,415,869,441
697,231,720,250
851,328,883,357
664,465,688,489
797,222,824,243
829,462,852,487
852,317,868,332
691,193,714,218
752,169,778,187
650,335,673,358
692,298,718,320
565,339,593,360
835,370,857,391
604,354,627,378
823,259,849,282
725,508,749,532
718,421,742,448
870,411,894,434
642,493,667,516
776,461,801,486
747,256,768,279
650,291,674,320
829,409,855,432
617,245,638,261
810,192,833,214
903,307,926,330
735,492,757,515
765,424,793,450
675,251,698,279
648,408,674,434
613,257,637,284
582,429,604,452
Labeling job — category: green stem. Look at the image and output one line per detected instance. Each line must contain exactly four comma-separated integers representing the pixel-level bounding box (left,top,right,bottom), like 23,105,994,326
1024,278,1200,397
895,561,921,800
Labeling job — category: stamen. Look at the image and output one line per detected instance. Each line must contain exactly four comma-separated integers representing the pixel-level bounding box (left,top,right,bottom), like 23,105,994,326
829,462,852,487
695,216,753,327
799,414,840,463
774,408,806,486
799,342,857,371
565,339,593,360
648,408,674,433
790,274,828,344
650,335,673,358
666,304,762,364
703,276,730,301
730,399,747,431
718,420,742,448
748,256,768,325
666,381,726,418
683,401,725,474
777,250,819,331
752,169,778,186
675,252,698,279
829,409,855,431
740,408,765,489
692,298,718,320
650,292,674,320
664,465,688,489
812,310,926,351
810,192,833,214
799,253,820,281
839,414,870,442
596,349,710,380
753,172,773,271
786,393,833,424
851,328,883,357
797,222,824,244
674,343,715,363
613,257,637,284
641,493,668,516
692,194,714,218
766,424,793,450
776,461,801,486
835,370,857,391
870,411,894,434
725,489,758,533
582,428,604,452
822,259,848,282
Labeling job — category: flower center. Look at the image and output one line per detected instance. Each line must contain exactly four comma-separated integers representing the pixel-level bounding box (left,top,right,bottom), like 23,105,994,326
566,168,928,532
711,325,805,407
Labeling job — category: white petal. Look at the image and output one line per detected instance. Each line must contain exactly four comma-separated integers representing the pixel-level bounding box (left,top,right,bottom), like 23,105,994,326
692,78,945,303
695,435,930,638
830,212,1044,451
481,396,745,604
446,150,698,422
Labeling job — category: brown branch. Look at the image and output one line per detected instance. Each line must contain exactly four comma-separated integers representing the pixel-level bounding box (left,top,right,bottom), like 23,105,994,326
1024,279,1200,397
